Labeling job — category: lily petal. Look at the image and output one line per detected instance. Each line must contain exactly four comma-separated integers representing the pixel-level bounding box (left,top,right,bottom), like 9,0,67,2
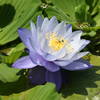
36,16,43,28
47,16,58,32
66,24,72,33
59,51,89,60
30,21,37,43
63,24,72,37
29,51,60,72
53,21,65,35
54,52,89,66
41,18,49,33
12,56,36,69
79,40,90,51
62,59,92,71
43,46,67,61
18,28,33,50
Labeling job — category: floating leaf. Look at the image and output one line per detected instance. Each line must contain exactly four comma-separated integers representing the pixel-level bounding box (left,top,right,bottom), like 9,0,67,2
45,6,70,22
0,43,25,64
0,63,20,83
94,13,100,26
47,0,86,22
0,83,60,100
0,0,41,45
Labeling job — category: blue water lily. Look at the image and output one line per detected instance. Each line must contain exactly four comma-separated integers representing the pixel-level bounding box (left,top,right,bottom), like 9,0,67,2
12,16,92,90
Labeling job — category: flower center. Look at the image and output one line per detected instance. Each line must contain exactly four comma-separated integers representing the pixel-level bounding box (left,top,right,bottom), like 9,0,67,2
46,32,74,52
47,33,66,51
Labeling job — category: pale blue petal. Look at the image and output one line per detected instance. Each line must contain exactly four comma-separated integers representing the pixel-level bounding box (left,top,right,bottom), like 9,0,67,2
59,52,89,60
79,40,90,51
53,21,66,35
54,59,72,66
30,21,44,55
43,46,67,61
62,59,92,71
63,24,72,37
30,21,37,42
18,28,33,50
53,52,89,66
41,18,49,33
62,31,83,60
29,51,60,72
30,21,38,49
47,16,58,32
29,37,44,56
12,56,37,69
66,30,82,41
66,24,72,33
40,37,51,54
36,16,43,28
73,52,89,60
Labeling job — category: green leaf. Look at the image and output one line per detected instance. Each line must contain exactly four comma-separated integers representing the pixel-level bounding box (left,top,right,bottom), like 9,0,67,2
90,55,100,66
0,43,25,64
0,63,20,83
0,83,60,100
0,0,41,45
94,13,100,26
86,0,100,15
8,43,25,54
45,6,70,22
75,4,94,24
46,0,100,31
83,31,96,37
50,0,86,22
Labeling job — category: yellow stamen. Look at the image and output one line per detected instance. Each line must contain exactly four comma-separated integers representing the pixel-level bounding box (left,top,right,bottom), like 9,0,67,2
47,33,66,51
46,32,74,52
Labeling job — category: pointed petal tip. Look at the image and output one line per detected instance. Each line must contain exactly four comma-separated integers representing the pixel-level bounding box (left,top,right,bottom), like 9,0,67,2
17,28,29,35
86,40,90,44
29,20,35,27
67,24,72,28
66,24,72,30
18,28,24,32
12,56,37,69
12,63,21,69
78,30,83,34
51,16,57,19
37,15,42,19
62,59,93,71
30,21,34,25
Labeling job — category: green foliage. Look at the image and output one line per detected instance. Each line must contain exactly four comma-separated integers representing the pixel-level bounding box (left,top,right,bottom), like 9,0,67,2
0,0,41,45
45,0,100,32
0,63,20,83
51,0,86,21
0,43,25,64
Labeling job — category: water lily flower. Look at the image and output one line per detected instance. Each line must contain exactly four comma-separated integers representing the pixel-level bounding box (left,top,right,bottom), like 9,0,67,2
12,16,92,90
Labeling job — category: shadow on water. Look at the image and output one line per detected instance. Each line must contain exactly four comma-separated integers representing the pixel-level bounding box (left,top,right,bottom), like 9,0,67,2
0,75,31,96
0,66,99,96
61,66,100,98
0,4,16,28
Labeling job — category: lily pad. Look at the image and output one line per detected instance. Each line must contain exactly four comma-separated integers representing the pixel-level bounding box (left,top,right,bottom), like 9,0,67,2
0,0,41,45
